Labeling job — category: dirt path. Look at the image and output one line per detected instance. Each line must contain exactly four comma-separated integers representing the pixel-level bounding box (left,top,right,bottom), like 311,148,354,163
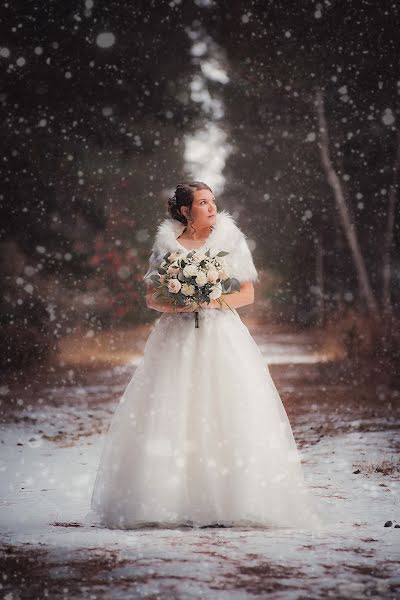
1,322,399,599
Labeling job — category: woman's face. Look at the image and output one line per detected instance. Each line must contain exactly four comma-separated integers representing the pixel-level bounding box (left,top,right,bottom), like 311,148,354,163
181,188,217,226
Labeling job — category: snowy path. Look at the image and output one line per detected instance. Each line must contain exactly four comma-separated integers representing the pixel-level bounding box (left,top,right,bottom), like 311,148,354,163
1,329,399,599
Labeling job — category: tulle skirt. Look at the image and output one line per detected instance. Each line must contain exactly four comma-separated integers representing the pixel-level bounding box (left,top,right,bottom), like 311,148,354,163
90,308,326,530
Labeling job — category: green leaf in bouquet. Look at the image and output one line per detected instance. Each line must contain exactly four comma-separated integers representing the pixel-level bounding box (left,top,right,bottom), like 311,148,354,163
154,287,172,301
216,251,230,256
175,295,187,306
199,292,209,303
229,277,241,292
153,288,164,299
150,274,160,284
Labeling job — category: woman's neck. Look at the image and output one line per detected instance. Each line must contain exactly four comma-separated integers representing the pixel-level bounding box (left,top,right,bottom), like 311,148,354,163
179,224,213,241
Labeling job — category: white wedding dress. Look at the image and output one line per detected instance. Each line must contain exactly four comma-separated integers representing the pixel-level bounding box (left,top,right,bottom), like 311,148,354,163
89,211,326,530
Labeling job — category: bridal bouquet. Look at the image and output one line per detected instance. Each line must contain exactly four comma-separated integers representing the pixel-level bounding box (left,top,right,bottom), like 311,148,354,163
148,248,241,328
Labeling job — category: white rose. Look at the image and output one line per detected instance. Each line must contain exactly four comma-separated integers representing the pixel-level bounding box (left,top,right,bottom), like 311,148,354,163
181,283,195,296
195,272,208,287
183,264,199,278
192,251,208,264
209,282,222,300
168,279,182,293
206,269,219,284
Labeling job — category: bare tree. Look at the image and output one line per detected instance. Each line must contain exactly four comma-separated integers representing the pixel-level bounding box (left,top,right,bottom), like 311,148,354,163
315,87,379,316
314,234,325,326
382,128,400,317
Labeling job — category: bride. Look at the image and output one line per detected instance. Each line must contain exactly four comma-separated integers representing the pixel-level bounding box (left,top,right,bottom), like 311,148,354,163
89,181,326,530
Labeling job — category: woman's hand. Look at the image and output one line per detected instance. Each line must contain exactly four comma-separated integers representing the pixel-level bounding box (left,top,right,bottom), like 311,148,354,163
176,302,197,312
198,299,222,309
147,292,225,313
179,300,208,311
146,292,194,313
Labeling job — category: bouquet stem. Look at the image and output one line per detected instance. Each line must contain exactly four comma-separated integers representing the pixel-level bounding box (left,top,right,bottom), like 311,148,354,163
195,311,199,328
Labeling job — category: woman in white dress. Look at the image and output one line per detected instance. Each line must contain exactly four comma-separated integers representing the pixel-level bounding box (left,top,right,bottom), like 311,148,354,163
90,181,326,530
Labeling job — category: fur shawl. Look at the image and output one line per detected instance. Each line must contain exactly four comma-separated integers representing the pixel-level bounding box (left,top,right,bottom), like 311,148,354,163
144,209,259,285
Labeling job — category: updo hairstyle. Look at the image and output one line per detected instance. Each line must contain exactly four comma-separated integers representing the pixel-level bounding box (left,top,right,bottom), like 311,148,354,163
167,181,213,224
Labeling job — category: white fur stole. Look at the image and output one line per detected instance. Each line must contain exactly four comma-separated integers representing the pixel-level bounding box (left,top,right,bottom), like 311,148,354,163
144,209,259,286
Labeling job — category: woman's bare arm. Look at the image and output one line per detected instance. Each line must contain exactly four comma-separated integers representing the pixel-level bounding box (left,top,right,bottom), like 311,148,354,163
146,288,195,313
205,281,254,309
146,281,254,312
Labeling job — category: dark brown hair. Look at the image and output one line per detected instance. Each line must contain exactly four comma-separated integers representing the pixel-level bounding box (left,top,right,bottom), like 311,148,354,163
167,181,213,224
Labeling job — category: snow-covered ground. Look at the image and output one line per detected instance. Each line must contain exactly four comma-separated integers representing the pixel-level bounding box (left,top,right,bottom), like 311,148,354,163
1,337,399,599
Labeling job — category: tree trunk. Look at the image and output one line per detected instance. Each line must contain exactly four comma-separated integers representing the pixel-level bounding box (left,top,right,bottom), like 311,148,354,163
315,235,325,326
315,87,379,316
382,128,400,317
